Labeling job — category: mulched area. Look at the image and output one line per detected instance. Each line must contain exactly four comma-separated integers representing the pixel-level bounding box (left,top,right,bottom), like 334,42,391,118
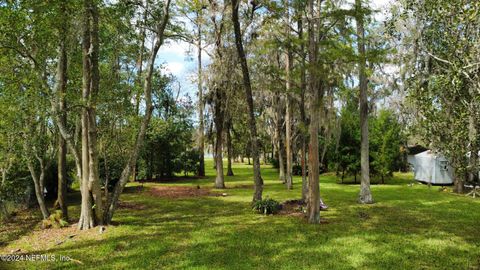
117,201,146,210
137,176,206,183
278,199,329,223
226,184,253,189
149,186,220,199
278,199,306,217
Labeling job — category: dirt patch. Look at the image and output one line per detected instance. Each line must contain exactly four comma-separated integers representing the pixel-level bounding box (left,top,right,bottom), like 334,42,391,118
117,201,146,210
278,200,329,223
137,176,206,183
278,200,306,217
227,184,253,189
149,186,219,199
122,186,145,194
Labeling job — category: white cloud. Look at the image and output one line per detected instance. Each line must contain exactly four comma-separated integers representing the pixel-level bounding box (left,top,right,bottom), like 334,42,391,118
159,41,191,56
162,62,184,75
371,0,394,21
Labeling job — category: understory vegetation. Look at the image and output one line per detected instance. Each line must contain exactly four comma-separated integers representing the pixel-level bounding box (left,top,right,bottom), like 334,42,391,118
1,160,479,269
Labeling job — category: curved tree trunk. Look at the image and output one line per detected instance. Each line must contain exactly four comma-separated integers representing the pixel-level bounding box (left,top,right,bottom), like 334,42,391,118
104,0,172,224
131,1,148,183
56,1,68,221
232,0,263,201
27,162,50,220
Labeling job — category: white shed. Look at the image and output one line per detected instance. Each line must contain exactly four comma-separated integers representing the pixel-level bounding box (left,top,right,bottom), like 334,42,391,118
407,150,454,185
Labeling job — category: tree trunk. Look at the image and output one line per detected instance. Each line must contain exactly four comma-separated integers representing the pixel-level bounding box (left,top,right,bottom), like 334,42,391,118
1,169,6,186
285,96,293,189
89,0,103,225
213,139,217,169
134,0,147,115
226,119,234,176
132,1,149,182
215,137,225,188
79,108,94,230
356,0,374,204
468,95,478,186
307,85,321,224
79,0,103,230
284,0,293,190
88,110,103,225
301,141,308,201
49,0,82,208
275,92,286,182
454,176,465,193
297,7,308,202
232,0,263,201
104,0,171,224
27,162,50,220
57,132,68,220
35,172,50,219
78,0,93,230
306,0,321,224
56,2,68,221
103,148,110,200
214,88,225,188
197,12,205,177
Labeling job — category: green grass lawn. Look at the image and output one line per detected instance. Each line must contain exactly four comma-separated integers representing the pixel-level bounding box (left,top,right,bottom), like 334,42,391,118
1,159,480,270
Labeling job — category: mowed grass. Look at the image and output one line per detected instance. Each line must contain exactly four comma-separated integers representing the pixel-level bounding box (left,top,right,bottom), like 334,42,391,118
1,159,480,270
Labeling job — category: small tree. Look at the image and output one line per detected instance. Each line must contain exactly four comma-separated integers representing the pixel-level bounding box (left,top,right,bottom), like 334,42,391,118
370,109,404,184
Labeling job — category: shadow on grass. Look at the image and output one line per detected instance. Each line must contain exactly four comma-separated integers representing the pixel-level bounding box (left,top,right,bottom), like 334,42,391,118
0,210,40,248
6,188,480,270
3,163,480,269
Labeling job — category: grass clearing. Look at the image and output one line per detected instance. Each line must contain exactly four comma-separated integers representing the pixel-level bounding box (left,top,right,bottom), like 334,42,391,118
1,159,480,269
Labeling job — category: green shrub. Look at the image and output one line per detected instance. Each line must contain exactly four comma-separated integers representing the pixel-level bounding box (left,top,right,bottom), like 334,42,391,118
252,198,281,215
42,210,68,229
292,164,303,176
270,158,279,169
